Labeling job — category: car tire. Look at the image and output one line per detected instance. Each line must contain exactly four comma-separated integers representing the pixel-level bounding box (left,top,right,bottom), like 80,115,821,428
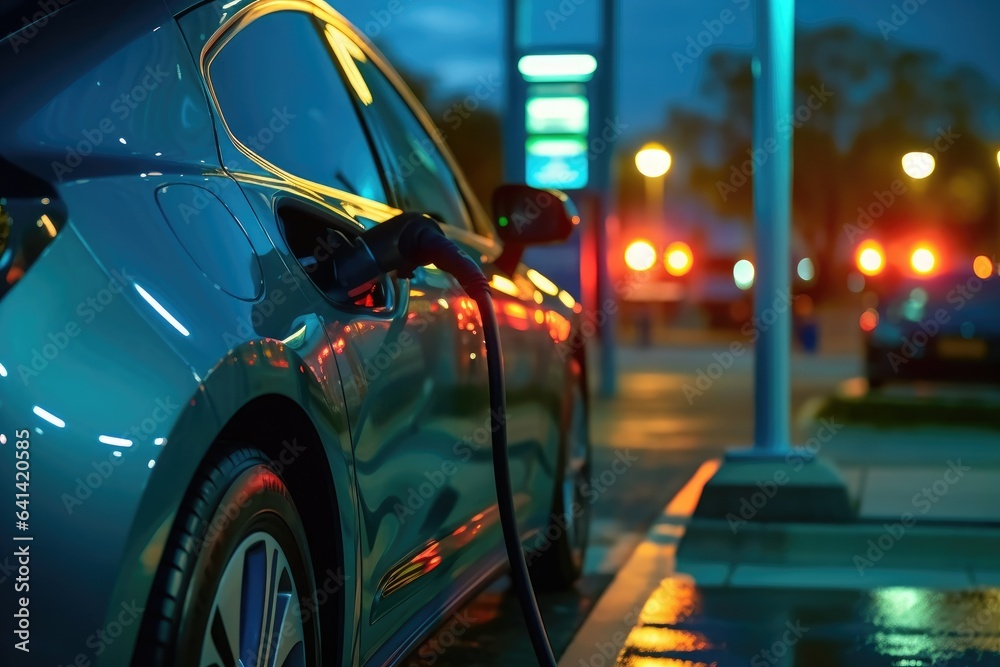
134,445,322,667
529,381,591,591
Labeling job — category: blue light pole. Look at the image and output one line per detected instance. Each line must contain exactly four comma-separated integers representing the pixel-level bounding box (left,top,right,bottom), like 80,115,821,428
751,0,794,454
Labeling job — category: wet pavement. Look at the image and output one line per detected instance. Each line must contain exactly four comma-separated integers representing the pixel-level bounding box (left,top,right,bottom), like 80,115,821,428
401,344,859,667
617,578,1000,667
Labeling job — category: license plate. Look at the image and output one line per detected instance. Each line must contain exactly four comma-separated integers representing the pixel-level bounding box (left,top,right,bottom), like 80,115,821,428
937,337,987,359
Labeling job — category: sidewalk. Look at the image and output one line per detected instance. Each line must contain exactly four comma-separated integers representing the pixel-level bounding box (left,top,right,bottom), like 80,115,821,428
558,421,1000,667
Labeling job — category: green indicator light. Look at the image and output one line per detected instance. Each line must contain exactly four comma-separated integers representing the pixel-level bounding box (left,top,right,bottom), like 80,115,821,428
518,54,598,82
499,216,509,227
526,96,589,135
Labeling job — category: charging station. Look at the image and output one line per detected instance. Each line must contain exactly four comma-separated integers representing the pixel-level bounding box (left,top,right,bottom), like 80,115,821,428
503,0,619,396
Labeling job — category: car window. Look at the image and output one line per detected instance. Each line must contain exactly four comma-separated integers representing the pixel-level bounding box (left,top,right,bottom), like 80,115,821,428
325,27,473,230
208,11,386,203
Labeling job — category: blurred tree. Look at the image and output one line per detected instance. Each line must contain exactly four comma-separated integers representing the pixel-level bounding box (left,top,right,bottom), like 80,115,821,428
653,25,1000,295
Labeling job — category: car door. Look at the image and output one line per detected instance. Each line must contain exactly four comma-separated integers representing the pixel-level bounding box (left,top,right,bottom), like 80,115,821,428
178,3,503,661
327,19,566,581
312,20,514,657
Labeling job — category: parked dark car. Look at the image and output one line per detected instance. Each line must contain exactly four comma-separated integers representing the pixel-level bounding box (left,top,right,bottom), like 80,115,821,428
864,270,1000,387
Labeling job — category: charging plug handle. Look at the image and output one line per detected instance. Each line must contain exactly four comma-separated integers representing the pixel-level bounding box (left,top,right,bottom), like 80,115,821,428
333,212,488,299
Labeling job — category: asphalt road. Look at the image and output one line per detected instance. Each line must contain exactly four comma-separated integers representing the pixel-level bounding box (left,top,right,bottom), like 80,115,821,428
401,341,860,667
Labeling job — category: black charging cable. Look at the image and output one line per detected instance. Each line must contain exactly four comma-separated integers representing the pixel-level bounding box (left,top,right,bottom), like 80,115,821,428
332,213,558,667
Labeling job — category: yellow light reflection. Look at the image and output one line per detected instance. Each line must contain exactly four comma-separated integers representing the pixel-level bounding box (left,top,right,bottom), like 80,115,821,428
37,214,57,237
489,274,520,297
325,26,372,105
624,626,712,653
557,290,576,309
625,659,715,667
526,268,559,296
973,255,993,279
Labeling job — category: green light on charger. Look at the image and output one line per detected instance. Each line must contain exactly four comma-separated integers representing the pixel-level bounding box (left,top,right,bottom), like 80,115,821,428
518,54,597,82
526,96,589,134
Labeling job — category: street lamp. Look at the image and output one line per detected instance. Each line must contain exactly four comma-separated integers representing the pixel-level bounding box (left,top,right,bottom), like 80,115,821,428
902,151,935,179
635,142,672,229
635,143,672,178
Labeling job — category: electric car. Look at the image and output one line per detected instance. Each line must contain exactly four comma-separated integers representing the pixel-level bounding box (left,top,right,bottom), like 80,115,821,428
0,1,591,665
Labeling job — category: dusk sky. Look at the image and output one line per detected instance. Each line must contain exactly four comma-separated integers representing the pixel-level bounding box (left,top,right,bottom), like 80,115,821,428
338,0,1000,143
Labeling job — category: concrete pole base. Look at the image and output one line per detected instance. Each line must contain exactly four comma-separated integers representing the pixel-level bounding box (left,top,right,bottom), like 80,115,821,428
691,449,854,524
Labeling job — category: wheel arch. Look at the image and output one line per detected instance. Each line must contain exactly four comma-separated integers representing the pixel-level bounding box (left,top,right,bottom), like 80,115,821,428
119,340,359,666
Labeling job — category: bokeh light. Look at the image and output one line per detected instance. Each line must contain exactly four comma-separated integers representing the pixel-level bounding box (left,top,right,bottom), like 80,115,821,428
733,259,755,290
860,307,879,332
910,246,936,274
973,255,994,279
625,240,657,272
796,257,815,281
902,151,935,179
856,240,885,276
664,241,693,276
635,143,672,178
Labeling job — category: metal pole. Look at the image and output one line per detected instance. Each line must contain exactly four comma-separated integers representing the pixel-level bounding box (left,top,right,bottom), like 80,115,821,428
502,0,524,184
752,0,794,452
596,0,618,397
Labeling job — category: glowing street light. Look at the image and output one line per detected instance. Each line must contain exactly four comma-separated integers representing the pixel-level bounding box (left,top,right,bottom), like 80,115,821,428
634,143,672,178
902,151,935,179
910,246,936,274
856,240,885,276
624,240,657,272
664,241,693,276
